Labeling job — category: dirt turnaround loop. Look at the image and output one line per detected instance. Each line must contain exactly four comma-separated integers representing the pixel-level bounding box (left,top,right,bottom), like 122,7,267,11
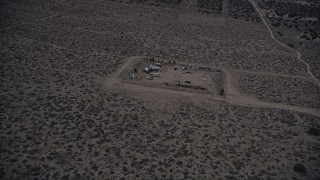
104,56,320,117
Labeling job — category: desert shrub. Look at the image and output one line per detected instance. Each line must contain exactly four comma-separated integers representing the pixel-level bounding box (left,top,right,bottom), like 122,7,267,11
0,168,5,179
220,88,224,96
308,127,319,136
293,163,306,173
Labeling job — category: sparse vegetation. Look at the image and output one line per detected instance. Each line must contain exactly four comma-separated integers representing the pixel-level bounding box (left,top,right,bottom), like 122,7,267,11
155,0,183,6
239,75,320,109
197,0,223,14
260,0,320,40
1,0,319,179
228,0,261,22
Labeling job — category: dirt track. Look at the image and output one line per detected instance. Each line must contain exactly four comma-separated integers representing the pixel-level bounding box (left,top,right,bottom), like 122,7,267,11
104,56,320,117
250,0,320,88
3,5,85,31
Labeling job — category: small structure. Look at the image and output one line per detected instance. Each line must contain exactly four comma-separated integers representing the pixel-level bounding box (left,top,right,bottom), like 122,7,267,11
129,72,135,79
149,65,160,72
144,63,162,73
181,65,189,70
128,68,137,79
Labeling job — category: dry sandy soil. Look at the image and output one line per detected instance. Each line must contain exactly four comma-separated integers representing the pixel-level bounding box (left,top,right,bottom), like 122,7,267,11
120,59,221,94
1,0,320,179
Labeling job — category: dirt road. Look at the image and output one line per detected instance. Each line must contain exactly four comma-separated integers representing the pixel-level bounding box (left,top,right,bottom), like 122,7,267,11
104,56,320,117
250,0,320,88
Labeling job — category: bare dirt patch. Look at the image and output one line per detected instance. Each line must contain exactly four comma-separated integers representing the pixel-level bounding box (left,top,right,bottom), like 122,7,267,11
118,57,223,95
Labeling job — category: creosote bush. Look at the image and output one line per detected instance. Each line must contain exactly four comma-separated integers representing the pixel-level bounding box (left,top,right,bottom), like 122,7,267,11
308,127,319,136
293,163,306,173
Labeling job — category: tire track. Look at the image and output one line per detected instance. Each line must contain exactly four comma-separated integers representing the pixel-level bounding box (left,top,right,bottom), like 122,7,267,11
104,56,320,117
2,5,85,31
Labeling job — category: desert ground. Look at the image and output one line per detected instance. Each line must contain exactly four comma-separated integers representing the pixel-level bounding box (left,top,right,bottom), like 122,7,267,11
1,0,320,179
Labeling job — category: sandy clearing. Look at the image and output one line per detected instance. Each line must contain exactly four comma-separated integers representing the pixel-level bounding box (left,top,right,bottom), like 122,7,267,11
103,56,320,117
